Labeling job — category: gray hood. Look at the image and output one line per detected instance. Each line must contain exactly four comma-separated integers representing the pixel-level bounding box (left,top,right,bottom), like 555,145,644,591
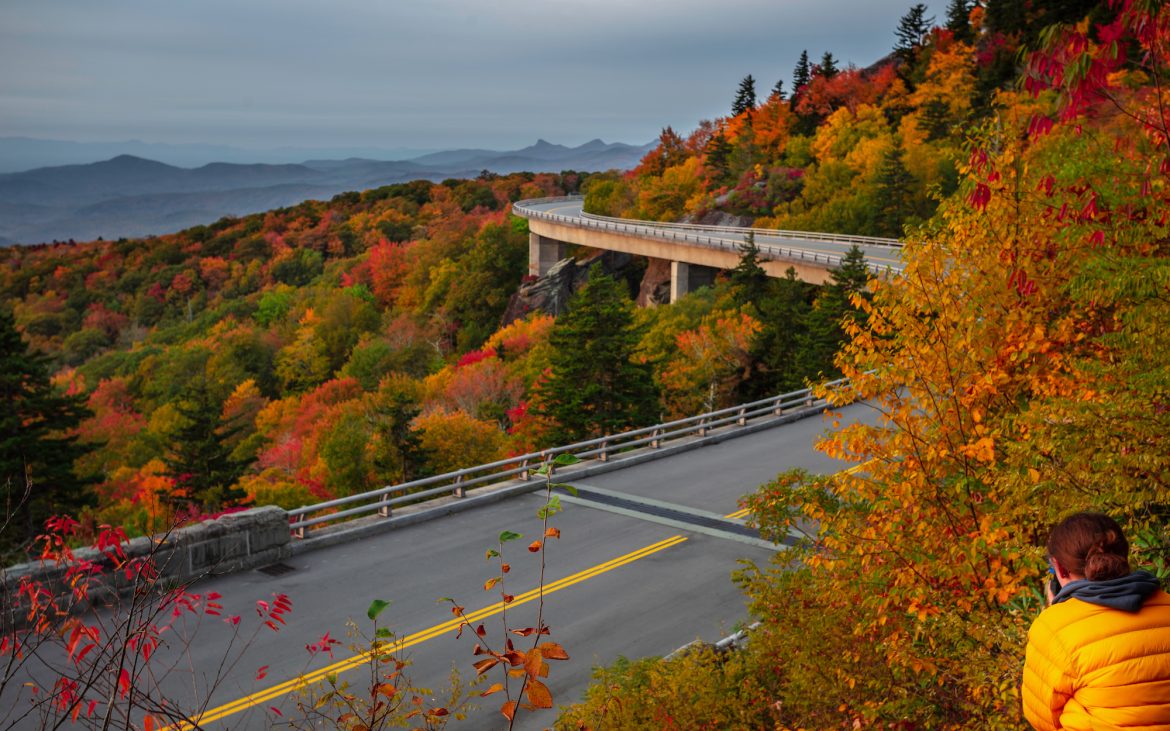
1053,570,1161,612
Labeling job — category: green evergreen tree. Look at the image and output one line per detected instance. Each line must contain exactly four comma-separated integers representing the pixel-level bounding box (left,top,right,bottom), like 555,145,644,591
0,309,94,557
163,377,252,510
770,78,786,102
370,387,431,486
919,97,952,141
795,246,870,382
534,267,658,444
895,3,936,62
732,74,758,117
873,143,915,238
741,268,813,399
704,129,734,187
792,50,811,102
944,0,973,43
983,0,1026,35
730,233,770,309
817,51,839,80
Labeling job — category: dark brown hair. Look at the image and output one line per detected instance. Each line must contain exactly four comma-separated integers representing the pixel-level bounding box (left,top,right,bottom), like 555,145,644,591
1047,512,1131,581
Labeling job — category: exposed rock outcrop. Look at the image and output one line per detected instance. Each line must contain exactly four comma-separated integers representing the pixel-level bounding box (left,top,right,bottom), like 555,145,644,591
636,257,672,307
501,250,636,323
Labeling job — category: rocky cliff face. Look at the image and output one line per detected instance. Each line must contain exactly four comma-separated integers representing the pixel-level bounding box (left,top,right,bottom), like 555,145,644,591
502,250,669,325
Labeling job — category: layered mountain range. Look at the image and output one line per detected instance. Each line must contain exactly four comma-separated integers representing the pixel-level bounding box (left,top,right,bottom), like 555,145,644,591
0,138,652,244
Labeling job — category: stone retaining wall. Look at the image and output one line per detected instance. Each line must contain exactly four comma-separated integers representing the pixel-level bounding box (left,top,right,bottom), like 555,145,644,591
2,506,290,627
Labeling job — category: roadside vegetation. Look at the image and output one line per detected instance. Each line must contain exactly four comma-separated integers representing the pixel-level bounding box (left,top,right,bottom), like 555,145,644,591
6,0,1169,728
558,0,1170,727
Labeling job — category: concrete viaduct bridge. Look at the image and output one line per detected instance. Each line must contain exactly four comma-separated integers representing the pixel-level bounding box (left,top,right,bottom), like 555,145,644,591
514,196,904,301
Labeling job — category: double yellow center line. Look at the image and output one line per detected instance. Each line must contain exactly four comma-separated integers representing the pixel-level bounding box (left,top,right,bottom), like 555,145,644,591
174,534,690,728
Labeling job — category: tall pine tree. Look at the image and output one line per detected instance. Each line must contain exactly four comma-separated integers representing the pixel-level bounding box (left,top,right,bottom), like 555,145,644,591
944,0,974,43
732,74,758,117
730,233,770,309
741,267,813,399
817,51,839,79
895,3,935,62
792,50,811,102
534,267,658,444
874,143,916,237
795,246,870,381
704,129,734,187
0,309,93,557
163,377,253,511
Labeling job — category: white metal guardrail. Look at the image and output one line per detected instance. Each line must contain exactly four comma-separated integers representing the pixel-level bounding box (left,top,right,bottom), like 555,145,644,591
512,196,904,277
287,380,848,538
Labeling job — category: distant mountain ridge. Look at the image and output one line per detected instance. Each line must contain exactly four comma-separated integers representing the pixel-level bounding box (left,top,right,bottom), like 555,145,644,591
0,139,653,244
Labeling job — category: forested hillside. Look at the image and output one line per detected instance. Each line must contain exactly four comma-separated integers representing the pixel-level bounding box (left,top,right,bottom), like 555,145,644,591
586,0,1103,237
2,157,869,557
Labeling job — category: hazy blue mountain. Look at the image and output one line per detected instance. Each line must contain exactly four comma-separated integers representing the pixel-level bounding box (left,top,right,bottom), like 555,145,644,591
0,139,654,244
0,137,441,173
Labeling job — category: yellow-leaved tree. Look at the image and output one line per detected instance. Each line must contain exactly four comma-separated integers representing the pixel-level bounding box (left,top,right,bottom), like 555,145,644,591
737,20,1170,730
560,4,1170,727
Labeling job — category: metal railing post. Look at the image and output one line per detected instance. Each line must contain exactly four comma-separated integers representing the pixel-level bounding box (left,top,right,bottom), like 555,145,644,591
452,474,465,498
378,501,392,518
599,438,608,462
519,458,530,481
737,407,747,426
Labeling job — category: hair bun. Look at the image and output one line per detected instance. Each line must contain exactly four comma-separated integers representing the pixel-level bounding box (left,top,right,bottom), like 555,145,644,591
1084,551,1129,581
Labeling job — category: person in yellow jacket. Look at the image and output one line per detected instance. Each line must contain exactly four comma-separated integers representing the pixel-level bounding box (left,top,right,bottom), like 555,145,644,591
1022,512,1170,730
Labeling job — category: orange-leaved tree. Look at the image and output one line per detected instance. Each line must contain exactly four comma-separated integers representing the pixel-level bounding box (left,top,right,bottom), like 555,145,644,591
735,1,1170,727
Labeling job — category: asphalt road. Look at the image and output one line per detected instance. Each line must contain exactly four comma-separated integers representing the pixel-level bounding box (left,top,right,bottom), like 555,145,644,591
4,402,877,731
523,199,905,274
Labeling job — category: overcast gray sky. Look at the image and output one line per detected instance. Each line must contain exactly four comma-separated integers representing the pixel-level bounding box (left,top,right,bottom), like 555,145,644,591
1,0,937,151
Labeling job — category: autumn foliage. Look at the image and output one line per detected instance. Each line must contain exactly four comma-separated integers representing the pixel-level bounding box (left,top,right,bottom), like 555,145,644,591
561,1,1170,728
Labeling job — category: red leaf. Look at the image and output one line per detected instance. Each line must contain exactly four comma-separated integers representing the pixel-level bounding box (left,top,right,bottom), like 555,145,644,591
256,665,269,680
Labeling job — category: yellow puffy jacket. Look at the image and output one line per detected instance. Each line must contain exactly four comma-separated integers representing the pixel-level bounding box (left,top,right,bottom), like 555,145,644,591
1022,584,1170,730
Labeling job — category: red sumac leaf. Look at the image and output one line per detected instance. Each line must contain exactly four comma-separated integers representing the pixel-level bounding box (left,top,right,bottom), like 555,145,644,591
527,540,542,552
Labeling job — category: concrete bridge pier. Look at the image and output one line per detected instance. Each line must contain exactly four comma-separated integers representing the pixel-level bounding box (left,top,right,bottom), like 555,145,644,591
529,233,567,277
670,261,718,303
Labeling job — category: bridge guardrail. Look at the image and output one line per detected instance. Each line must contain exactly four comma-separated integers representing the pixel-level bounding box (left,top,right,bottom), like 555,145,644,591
287,379,849,538
579,211,902,249
512,197,902,278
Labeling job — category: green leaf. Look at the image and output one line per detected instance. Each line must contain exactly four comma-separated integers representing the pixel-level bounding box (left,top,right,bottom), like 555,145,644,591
375,627,394,638
553,483,579,497
534,465,550,476
486,548,500,559
537,495,563,520
499,530,523,543
437,597,454,603
367,599,391,621
553,453,582,466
